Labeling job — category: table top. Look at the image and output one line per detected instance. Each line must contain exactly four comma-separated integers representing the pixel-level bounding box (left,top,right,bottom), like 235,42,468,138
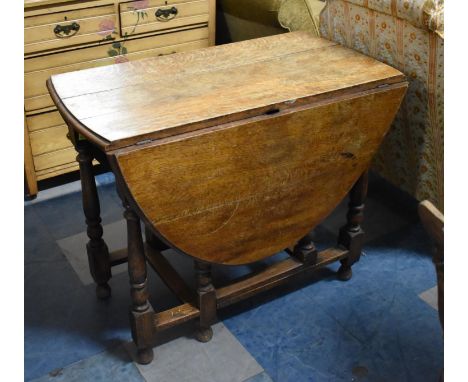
48,31,405,152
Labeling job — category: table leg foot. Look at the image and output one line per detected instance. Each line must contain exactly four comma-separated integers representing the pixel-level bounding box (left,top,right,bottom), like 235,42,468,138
136,347,154,365
96,283,111,299
337,264,352,281
195,325,213,343
194,260,216,344
292,233,318,264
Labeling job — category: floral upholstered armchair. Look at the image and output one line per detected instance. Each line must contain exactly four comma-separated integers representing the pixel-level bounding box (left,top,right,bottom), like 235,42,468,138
280,0,444,211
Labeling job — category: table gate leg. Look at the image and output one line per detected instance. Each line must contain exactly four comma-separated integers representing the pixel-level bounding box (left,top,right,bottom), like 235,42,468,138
194,260,216,342
124,202,155,365
76,142,111,299
337,171,368,281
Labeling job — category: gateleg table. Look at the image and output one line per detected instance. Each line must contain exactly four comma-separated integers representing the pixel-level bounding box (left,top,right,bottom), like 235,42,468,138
47,31,407,365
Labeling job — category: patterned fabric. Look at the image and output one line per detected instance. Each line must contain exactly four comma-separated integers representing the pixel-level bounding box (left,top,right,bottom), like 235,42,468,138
342,0,444,36
320,0,444,211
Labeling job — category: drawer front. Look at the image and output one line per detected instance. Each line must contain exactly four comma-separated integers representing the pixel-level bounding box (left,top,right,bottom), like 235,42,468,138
24,4,117,55
25,27,209,112
36,162,79,181
24,5,115,28
26,110,72,157
26,110,64,132
29,125,71,156
120,0,209,36
33,147,77,172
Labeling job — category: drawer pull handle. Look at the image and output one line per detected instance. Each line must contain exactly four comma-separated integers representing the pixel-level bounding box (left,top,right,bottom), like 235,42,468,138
54,22,80,38
155,6,178,21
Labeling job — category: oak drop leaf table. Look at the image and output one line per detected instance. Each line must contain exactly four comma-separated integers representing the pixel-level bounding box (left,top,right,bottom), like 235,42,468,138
47,31,407,365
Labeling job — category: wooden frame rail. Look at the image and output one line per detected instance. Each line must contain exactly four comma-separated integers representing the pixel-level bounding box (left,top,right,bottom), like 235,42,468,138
107,245,349,334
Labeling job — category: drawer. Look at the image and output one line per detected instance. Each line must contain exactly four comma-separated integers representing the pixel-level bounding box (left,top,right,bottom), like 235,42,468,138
25,27,209,112
24,4,115,28
36,162,79,181
119,0,209,36
33,147,77,172
29,125,71,156
24,4,117,55
26,110,64,132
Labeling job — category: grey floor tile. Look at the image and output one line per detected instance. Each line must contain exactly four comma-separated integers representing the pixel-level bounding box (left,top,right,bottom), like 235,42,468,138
57,219,128,285
419,285,439,310
125,322,263,382
31,344,144,382
244,371,274,382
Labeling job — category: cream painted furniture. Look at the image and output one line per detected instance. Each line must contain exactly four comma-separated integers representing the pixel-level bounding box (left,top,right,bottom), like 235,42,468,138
24,0,216,197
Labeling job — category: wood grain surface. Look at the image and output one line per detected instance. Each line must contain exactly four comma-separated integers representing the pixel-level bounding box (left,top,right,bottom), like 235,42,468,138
48,32,405,151
115,84,406,265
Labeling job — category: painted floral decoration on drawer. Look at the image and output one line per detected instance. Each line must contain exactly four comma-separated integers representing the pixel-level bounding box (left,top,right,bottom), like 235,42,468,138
98,0,150,64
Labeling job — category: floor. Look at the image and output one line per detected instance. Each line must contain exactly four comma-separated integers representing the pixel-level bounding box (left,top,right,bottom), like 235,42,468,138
24,172,443,382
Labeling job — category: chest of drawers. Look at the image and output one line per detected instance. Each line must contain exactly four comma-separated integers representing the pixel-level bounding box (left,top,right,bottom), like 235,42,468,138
24,0,215,197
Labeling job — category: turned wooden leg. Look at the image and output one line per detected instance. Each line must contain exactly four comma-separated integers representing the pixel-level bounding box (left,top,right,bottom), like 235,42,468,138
194,260,216,342
124,201,155,365
337,171,368,281
76,142,111,299
292,232,318,264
